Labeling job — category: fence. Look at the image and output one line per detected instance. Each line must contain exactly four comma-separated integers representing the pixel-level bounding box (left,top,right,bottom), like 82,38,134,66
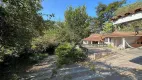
82,44,108,48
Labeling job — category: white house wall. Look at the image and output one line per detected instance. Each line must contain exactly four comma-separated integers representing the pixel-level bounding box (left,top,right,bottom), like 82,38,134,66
104,37,115,46
124,36,140,44
83,41,88,44
104,38,109,44
113,11,142,25
106,36,140,48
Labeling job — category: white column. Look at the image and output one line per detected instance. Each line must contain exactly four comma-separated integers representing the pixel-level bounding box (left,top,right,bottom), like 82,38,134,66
98,41,100,44
87,41,89,44
91,41,93,44
122,38,126,49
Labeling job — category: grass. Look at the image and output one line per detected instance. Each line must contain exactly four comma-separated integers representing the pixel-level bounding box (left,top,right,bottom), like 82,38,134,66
89,64,96,71
108,44,113,48
114,2,142,16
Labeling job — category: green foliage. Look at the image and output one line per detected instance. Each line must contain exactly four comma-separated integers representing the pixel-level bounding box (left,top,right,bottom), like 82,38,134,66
64,6,89,42
95,0,125,29
29,53,48,61
117,19,142,32
55,43,87,65
89,17,101,33
0,0,44,48
114,1,142,17
10,74,19,80
0,0,47,60
114,1,142,32
18,52,48,64
89,64,96,71
0,52,48,80
96,3,107,19
31,29,58,52
103,22,113,33
108,44,113,48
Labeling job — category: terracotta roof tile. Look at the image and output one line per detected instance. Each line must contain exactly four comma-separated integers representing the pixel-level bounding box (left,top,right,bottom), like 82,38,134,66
105,31,142,37
83,34,104,41
112,7,142,21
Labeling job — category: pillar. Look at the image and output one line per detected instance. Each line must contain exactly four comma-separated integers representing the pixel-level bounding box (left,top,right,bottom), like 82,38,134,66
122,38,126,49
87,41,89,44
98,41,100,44
91,41,93,44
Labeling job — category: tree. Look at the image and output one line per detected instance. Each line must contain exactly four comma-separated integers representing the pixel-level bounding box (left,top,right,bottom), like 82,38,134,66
104,0,126,20
0,0,46,60
64,6,89,43
96,3,107,29
0,0,44,49
89,17,101,33
103,21,113,33
95,0,126,31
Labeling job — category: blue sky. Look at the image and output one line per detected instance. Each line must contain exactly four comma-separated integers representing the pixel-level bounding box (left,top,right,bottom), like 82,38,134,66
41,0,136,21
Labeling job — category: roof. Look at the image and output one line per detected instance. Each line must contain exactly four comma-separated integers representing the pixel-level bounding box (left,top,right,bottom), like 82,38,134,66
105,31,142,37
112,2,142,21
83,34,104,41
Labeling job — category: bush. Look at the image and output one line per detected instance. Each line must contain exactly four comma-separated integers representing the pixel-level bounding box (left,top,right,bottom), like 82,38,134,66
18,52,48,64
108,44,113,48
55,43,87,65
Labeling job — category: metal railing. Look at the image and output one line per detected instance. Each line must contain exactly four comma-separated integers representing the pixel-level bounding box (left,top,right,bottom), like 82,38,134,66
82,44,107,47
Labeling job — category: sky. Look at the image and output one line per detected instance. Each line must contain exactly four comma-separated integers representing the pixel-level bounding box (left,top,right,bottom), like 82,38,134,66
41,0,137,21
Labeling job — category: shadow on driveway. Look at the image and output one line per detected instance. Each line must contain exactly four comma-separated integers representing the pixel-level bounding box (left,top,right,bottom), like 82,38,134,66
130,56,142,65
88,48,112,54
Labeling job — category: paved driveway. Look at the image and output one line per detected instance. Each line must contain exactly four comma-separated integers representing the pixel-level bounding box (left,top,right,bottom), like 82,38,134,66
97,48,142,70
19,48,142,80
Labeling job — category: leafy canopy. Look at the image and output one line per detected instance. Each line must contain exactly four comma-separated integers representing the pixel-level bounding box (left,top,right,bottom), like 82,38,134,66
64,6,89,42
95,0,125,30
114,1,142,17
0,0,45,48
103,22,113,33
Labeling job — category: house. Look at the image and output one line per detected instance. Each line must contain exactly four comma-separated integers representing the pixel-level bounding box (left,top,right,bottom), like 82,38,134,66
111,2,142,25
104,31,142,49
107,2,142,49
112,8,142,25
83,34,104,45
83,2,142,49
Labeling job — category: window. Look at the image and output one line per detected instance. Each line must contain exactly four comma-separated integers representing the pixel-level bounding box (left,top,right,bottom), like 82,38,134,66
104,38,108,42
137,42,142,44
92,41,98,44
110,38,111,42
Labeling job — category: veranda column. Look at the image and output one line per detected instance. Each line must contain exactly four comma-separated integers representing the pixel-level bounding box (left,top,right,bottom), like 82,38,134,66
122,38,126,49
98,41,100,44
91,41,93,44
91,41,93,46
87,41,89,44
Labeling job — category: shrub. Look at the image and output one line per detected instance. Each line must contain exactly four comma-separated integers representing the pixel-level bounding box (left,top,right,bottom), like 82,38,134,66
18,52,48,64
89,64,96,71
55,42,87,65
108,44,113,48
10,74,19,80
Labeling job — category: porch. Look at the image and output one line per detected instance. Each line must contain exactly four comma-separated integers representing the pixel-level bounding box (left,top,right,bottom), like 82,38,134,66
104,32,142,49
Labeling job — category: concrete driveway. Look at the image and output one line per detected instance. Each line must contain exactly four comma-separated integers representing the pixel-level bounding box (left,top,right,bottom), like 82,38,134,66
97,48,142,70
19,48,142,80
